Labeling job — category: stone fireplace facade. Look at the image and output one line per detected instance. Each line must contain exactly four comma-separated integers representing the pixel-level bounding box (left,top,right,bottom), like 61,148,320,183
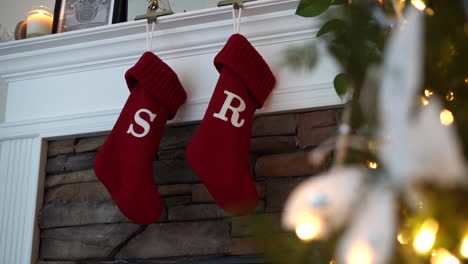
38,109,339,263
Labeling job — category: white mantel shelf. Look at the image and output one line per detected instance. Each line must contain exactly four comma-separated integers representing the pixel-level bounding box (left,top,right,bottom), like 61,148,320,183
0,1,341,263
0,0,341,139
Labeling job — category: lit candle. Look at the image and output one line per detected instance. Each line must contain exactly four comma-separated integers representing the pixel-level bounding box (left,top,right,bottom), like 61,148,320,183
26,6,53,38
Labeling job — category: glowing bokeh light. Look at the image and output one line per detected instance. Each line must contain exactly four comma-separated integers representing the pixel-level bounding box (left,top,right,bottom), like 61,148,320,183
295,213,322,241
414,218,439,253
446,91,454,102
368,161,378,169
460,233,468,258
440,109,454,126
397,231,410,245
431,249,460,264
411,0,426,10
348,245,372,264
421,96,429,106
425,89,434,97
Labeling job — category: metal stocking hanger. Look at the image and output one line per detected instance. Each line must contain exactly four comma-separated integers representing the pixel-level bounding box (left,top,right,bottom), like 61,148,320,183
218,0,256,34
218,0,256,8
135,0,257,52
135,0,174,52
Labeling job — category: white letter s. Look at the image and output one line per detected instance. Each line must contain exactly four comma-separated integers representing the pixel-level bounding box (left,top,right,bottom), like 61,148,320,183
127,109,157,138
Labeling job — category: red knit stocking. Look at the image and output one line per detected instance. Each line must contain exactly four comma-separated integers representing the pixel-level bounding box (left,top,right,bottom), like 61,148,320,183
94,52,187,224
186,34,276,215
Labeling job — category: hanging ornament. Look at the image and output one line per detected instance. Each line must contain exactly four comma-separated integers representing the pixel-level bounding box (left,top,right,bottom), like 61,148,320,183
337,183,397,264
282,167,366,240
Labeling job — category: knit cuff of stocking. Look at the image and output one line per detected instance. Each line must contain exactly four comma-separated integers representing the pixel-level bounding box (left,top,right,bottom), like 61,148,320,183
214,34,276,108
125,52,187,120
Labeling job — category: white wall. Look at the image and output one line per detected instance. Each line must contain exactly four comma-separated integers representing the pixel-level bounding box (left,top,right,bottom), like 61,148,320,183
0,0,55,122
0,0,210,123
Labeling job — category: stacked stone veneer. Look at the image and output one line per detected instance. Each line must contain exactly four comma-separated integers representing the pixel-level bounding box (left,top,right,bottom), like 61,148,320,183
39,108,340,264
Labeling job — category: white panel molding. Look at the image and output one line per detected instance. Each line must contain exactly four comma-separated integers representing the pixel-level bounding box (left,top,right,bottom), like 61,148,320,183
0,137,43,264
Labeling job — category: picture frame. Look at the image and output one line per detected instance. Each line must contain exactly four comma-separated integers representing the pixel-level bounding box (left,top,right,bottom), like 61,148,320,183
52,0,127,33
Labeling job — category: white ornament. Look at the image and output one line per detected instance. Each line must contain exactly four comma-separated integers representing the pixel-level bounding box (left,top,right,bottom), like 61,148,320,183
337,183,397,264
399,99,466,186
282,167,366,239
379,9,423,133
377,8,466,186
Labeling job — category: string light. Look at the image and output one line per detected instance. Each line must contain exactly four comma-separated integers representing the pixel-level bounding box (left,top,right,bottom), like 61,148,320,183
431,249,460,264
446,91,455,102
465,78,468,85
425,8,435,16
367,161,378,169
295,212,322,241
425,89,434,97
348,244,372,264
397,231,410,245
411,0,426,10
461,233,468,258
440,109,454,126
414,218,439,254
421,96,429,106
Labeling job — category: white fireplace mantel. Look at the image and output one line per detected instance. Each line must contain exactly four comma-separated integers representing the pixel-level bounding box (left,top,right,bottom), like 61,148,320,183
0,0,341,263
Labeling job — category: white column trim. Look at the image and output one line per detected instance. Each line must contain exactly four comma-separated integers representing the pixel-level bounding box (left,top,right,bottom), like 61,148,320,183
0,137,44,264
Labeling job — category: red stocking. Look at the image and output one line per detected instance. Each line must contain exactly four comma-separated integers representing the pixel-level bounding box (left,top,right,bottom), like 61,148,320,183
186,34,276,215
94,52,187,224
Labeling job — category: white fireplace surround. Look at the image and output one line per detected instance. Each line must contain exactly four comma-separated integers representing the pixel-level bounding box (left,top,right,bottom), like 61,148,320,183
0,0,341,263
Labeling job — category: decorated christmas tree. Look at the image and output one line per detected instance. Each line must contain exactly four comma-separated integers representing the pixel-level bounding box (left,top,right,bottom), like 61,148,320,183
251,0,468,263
